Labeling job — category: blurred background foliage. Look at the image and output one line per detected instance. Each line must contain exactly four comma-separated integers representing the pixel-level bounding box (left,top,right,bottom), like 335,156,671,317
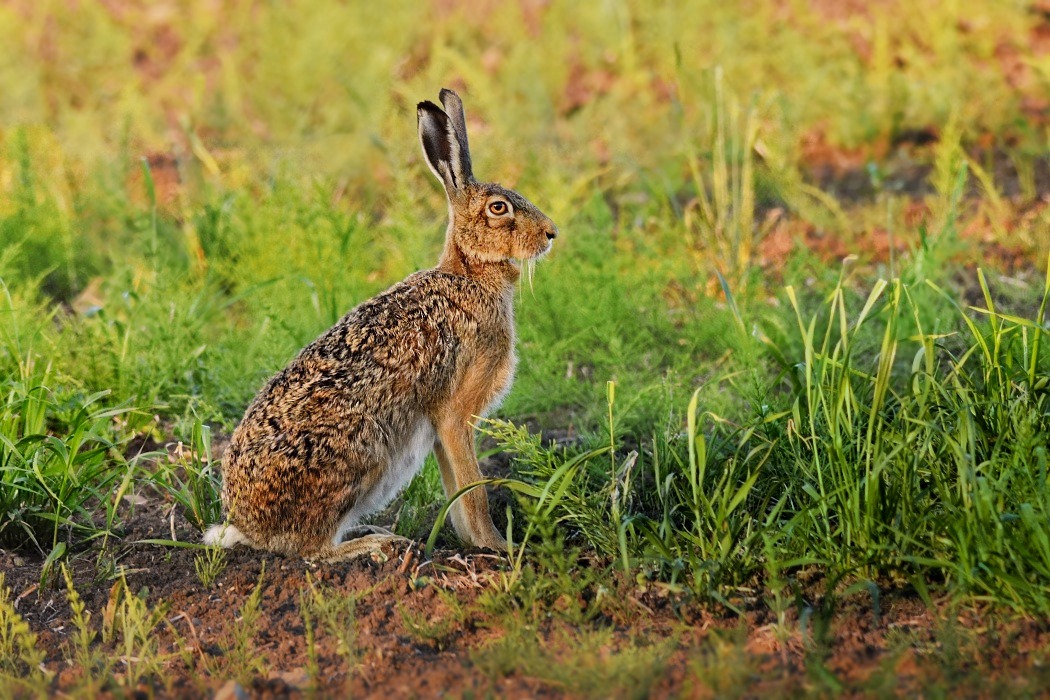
0,0,1047,423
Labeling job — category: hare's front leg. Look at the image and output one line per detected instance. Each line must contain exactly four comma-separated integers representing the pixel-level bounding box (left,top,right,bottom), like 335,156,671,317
433,421,507,551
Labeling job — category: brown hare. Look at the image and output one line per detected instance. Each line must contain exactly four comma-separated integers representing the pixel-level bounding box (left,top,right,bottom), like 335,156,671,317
203,89,557,561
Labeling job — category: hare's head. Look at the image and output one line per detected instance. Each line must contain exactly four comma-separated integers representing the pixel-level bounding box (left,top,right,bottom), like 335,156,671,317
418,89,557,272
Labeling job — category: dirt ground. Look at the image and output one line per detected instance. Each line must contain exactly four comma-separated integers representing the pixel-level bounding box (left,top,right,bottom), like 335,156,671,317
4,486,1050,699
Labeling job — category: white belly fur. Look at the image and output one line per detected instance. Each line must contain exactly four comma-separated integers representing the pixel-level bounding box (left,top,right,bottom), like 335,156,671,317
332,417,435,545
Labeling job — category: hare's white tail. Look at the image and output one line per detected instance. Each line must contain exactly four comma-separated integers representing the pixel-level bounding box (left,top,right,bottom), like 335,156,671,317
203,522,249,548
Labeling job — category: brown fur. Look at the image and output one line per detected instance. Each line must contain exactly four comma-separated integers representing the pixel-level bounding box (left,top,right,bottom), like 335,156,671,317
204,89,557,561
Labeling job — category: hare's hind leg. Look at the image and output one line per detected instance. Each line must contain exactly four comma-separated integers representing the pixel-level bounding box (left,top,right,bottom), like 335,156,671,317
317,531,406,562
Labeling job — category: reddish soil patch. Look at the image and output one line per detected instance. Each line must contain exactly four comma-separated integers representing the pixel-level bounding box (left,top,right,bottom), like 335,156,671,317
4,496,1050,698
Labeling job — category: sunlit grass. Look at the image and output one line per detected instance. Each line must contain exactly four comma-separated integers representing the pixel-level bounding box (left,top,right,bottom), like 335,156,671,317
0,361,142,559
480,254,1050,612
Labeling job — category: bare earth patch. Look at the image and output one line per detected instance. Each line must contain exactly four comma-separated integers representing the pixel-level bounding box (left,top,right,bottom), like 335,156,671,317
4,496,1050,698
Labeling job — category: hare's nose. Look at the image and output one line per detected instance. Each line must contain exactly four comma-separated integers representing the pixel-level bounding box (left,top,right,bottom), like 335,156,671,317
545,227,558,241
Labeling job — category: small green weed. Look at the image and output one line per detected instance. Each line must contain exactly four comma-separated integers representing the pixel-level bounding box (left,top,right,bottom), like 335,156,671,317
0,363,141,558
299,588,321,688
472,624,674,700
60,563,114,696
300,573,359,690
194,543,227,588
99,572,177,689
683,625,756,699
199,564,268,684
155,418,222,533
397,588,464,652
0,573,49,694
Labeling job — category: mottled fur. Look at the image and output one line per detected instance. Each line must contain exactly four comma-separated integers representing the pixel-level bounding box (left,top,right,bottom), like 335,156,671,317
204,89,557,561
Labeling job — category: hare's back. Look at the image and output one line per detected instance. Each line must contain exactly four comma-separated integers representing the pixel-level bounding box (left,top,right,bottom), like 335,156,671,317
234,270,493,450
256,272,475,426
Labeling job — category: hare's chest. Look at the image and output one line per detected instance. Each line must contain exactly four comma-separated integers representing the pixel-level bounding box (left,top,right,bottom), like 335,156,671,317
489,305,517,411
480,348,517,417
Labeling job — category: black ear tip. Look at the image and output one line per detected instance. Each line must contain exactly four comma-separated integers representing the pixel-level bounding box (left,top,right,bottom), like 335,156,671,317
417,100,443,114
439,87,459,101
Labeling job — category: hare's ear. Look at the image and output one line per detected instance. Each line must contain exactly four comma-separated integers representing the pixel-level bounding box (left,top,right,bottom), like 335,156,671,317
439,88,473,182
418,99,472,195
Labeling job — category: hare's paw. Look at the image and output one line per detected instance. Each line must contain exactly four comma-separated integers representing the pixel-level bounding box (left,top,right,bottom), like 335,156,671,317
468,528,508,553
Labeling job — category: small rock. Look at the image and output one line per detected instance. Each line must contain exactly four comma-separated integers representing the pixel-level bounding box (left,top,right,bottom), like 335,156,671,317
269,667,309,689
214,680,248,700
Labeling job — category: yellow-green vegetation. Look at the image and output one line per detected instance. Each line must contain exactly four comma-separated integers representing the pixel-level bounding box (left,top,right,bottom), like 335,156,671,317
2,0,1050,695
300,572,360,693
472,624,676,699
198,564,268,685
193,540,227,588
0,574,48,693
398,586,466,652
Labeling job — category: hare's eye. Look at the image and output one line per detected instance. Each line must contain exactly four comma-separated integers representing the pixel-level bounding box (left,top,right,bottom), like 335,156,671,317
488,201,508,216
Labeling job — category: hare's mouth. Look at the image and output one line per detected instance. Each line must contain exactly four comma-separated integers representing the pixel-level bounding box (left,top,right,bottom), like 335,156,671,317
529,241,554,260
533,243,553,260
510,244,551,267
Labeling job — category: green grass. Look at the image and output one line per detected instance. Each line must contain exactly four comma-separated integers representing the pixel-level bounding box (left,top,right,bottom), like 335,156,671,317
469,255,1050,610
0,359,142,559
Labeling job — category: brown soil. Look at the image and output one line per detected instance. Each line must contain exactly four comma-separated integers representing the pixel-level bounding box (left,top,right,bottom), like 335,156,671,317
4,492,1050,699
